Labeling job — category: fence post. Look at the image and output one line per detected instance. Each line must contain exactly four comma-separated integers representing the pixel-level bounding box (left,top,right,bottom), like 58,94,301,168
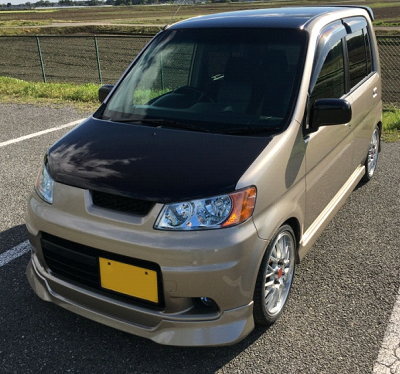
35,36,46,83
160,52,164,90
94,36,103,84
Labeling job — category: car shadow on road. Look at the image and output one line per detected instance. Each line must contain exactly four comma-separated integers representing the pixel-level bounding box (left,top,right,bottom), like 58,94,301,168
0,224,270,373
30,294,269,373
35,301,270,374
0,224,28,253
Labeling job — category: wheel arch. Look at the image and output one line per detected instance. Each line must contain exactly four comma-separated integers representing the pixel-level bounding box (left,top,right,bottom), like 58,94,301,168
282,217,301,263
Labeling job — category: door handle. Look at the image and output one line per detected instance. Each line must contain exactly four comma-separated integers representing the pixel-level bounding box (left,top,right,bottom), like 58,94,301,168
373,87,378,98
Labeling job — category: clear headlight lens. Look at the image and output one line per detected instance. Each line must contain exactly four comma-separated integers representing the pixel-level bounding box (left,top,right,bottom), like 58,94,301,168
155,187,256,230
35,164,54,204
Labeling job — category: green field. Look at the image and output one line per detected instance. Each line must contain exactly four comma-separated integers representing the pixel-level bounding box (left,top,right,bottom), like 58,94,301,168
0,1,399,36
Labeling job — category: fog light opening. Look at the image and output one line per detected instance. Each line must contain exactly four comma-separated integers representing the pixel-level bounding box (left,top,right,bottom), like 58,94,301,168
200,297,216,308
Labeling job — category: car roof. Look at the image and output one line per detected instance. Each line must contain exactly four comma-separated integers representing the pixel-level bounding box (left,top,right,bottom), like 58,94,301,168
168,7,369,30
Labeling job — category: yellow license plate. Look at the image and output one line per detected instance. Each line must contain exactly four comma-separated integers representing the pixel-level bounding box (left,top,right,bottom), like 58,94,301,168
99,257,158,303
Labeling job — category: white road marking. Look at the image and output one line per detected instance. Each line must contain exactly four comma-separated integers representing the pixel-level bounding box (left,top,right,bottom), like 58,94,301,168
0,118,84,148
373,288,400,373
0,240,31,267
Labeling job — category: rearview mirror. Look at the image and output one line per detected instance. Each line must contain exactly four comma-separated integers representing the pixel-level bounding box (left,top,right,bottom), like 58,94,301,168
98,84,114,103
310,98,352,131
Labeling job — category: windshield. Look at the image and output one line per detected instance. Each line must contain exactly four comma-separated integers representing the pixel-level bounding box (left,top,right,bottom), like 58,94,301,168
101,28,307,135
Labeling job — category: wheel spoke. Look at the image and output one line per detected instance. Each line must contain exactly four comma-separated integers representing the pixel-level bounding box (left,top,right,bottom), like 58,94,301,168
264,279,274,288
269,256,279,263
265,288,274,304
277,285,284,304
277,237,283,258
266,286,277,304
271,286,281,308
261,230,296,317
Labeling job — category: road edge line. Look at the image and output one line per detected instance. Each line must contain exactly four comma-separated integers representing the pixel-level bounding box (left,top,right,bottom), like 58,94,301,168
0,240,31,267
373,288,400,372
0,118,84,148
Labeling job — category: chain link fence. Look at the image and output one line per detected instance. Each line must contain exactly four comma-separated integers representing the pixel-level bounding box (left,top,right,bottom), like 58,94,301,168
377,36,400,109
0,34,399,107
0,35,153,84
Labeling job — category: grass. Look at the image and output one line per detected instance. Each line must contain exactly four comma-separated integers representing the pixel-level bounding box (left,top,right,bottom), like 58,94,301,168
0,76,100,110
0,9,56,14
368,2,400,9
382,108,400,141
0,20,50,27
133,88,169,105
0,24,160,36
374,19,400,27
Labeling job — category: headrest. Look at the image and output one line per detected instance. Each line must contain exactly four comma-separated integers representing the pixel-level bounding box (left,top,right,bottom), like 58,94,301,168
224,57,256,81
266,49,288,73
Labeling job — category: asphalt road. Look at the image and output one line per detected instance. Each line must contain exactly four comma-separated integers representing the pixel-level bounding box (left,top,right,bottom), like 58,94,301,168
0,103,399,373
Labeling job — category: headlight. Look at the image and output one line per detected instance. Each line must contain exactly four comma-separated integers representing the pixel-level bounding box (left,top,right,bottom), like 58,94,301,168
155,187,256,230
35,164,54,204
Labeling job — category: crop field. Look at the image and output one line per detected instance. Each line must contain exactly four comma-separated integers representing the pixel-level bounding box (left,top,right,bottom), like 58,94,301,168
0,35,152,83
0,1,399,35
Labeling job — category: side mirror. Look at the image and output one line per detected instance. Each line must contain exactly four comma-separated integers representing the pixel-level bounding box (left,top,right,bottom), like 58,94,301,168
98,84,114,103
310,98,352,131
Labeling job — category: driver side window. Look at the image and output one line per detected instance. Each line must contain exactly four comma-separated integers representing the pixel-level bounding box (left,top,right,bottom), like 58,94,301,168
310,39,345,104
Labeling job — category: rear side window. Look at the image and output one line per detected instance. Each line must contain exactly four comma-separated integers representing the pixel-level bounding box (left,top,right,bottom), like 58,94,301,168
311,39,345,102
364,28,372,75
346,25,373,90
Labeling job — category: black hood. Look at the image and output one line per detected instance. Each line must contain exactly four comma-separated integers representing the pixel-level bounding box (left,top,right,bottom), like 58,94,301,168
47,117,271,203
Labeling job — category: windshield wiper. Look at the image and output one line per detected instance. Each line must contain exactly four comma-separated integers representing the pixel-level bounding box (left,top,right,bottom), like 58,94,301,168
220,125,281,135
109,117,280,135
109,117,214,133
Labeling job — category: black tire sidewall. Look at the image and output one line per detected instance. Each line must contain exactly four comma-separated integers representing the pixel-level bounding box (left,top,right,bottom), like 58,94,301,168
253,224,296,326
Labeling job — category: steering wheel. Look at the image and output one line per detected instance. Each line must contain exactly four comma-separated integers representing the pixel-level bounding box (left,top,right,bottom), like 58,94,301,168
173,86,215,103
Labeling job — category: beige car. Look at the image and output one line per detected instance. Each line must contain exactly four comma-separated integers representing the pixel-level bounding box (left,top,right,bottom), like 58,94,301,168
26,6,382,346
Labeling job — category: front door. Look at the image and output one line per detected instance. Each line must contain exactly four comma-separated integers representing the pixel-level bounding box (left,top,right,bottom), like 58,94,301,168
304,29,352,230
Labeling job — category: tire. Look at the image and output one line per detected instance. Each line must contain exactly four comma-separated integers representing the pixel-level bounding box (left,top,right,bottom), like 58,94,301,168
361,126,380,183
253,224,296,326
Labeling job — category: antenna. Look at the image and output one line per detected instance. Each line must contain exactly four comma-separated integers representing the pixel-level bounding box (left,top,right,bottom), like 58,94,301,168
168,0,190,28
172,2,183,22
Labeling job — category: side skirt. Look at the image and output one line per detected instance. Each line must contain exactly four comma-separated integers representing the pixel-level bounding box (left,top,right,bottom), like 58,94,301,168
298,165,365,260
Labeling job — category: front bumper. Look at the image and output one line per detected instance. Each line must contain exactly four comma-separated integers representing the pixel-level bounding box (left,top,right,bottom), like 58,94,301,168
27,255,254,346
26,183,268,346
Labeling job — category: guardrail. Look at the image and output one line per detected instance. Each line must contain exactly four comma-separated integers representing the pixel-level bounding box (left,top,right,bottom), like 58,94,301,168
0,34,398,107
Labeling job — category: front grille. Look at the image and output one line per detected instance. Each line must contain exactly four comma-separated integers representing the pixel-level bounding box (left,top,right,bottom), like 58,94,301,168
42,234,100,288
91,190,155,216
41,233,163,307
